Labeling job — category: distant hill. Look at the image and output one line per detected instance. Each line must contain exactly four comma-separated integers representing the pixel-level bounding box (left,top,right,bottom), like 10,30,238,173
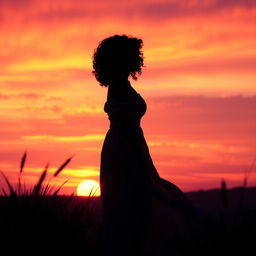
186,186,256,209
69,186,256,213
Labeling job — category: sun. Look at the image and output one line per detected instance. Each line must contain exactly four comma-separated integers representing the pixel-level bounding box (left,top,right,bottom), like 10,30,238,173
76,179,101,197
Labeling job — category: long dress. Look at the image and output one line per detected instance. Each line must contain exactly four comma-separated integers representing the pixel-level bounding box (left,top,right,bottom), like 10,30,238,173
100,84,198,256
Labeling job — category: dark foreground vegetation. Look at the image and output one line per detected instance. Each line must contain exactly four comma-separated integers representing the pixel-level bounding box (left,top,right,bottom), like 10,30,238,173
0,152,256,255
0,152,102,254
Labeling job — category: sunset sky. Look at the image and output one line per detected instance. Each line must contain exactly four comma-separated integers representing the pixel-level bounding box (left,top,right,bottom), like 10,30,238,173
0,0,256,195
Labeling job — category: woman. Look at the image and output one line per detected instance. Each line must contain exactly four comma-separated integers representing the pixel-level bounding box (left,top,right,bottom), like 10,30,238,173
93,35,196,256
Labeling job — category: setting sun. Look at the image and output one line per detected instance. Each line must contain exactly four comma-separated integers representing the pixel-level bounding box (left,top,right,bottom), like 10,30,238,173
76,179,101,197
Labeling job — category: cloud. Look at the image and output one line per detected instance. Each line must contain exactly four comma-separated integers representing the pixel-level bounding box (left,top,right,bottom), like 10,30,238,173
140,0,256,19
145,55,256,76
2,0,255,23
1,0,255,96
0,93,44,100
21,134,105,142
144,95,256,138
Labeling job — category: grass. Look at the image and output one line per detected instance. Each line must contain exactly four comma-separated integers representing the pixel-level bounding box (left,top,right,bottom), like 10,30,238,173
0,151,102,254
0,151,75,197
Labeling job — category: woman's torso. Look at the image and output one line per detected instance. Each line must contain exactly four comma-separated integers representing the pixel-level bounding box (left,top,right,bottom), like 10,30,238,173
104,81,147,129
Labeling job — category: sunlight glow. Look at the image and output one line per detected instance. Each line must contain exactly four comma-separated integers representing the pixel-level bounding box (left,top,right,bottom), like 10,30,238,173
76,179,101,197
21,134,105,142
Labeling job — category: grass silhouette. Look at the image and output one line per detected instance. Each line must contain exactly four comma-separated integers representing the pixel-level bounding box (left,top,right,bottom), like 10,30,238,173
0,151,75,197
0,151,102,255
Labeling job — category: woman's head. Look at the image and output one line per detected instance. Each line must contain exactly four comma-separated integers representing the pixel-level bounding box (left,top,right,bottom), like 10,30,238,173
92,34,144,87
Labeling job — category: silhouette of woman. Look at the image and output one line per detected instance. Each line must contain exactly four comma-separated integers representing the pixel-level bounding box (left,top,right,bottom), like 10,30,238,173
93,35,196,256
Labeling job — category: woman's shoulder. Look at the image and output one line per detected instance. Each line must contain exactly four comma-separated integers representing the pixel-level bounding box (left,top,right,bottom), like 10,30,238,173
107,80,139,99
104,93,142,113
104,82,143,112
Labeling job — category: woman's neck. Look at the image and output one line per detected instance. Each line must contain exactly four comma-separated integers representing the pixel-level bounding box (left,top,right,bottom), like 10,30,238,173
109,78,129,87
107,79,132,100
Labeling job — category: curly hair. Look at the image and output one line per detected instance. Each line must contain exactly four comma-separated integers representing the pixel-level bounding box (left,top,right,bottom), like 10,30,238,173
92,34,144,87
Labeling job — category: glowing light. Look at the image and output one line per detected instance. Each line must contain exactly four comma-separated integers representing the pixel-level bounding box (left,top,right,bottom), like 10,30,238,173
76,179,101,196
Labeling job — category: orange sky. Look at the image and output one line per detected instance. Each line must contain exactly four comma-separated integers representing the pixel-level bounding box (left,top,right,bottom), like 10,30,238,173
0,0,256,194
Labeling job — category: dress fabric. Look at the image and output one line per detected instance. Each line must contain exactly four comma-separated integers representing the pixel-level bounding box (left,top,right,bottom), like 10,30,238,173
100,88,196,255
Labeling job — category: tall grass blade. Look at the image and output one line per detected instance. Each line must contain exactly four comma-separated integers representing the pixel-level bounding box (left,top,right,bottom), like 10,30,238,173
42,182,51,196
88,186,99,197
243,158,256,188
17,151,27,195
52,179,69,196
20,151,27,174
17,175,21,196
22,181,26,195
243,175,247,188
240,159,256,209
1,188,7,196
221,179,228,208
53,155,75,177
0,170,16,197
32,164,49,196
46,183,56,195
